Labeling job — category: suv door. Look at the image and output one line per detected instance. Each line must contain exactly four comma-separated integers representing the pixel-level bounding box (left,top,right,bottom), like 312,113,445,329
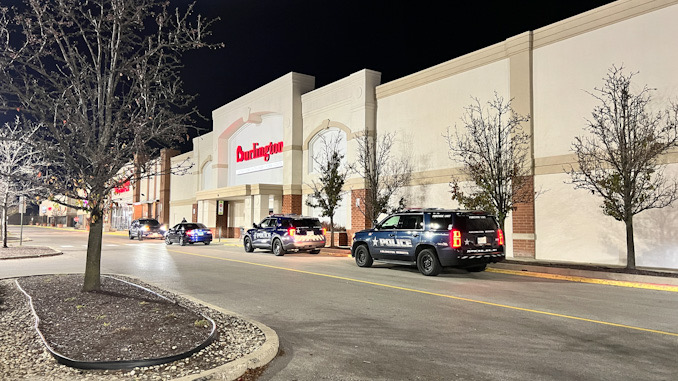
253,218,275,248
369,215,400,260
395,214,423,260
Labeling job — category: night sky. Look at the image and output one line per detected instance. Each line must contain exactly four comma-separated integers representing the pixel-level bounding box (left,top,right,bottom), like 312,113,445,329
173,0,615,141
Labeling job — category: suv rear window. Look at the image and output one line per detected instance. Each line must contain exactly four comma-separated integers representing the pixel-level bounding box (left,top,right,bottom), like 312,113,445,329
290,219,321,228
455,215,498,232
183,223,206,230
139,219,160,226
429,213,497,232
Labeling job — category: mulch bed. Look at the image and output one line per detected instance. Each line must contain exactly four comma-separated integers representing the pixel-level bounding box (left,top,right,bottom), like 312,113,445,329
0,246,61,260
16,274,213,363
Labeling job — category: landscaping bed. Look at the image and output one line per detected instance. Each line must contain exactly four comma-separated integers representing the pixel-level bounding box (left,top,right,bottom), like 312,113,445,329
0,274,267,380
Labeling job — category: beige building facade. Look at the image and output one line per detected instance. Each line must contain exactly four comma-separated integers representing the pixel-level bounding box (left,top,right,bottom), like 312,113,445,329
170,0,678,269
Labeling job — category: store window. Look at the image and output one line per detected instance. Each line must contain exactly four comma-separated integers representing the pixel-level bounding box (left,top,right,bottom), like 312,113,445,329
201,160,213,190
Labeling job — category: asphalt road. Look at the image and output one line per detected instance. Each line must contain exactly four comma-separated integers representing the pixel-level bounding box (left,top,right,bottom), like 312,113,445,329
3,226,678,381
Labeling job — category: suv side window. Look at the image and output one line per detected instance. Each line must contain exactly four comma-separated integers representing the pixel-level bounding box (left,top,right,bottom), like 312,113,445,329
380,216,399,229
280,219,291,228
398,214,423,230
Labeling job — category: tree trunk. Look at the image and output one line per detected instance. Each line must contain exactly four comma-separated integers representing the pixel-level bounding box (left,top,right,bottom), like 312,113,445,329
2,202,7,248
82,210,104,292
329,215,335,247
625,216,636,270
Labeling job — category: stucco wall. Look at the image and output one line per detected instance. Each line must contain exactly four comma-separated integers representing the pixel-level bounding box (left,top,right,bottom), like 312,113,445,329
532,2,678,268
376,59,510,174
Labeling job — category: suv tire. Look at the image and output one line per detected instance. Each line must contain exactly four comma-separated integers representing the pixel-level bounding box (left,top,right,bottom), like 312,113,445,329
129,232,134,240
272,239,286,256
417,249,442,276
354,244,373,267
244,237,254,252
309,249,320,254
165,236,172,245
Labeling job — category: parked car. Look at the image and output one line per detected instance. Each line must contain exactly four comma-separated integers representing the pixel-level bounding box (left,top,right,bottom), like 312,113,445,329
351,208,505,276
128,218,166,240
243,214,326,256
165,222,213,246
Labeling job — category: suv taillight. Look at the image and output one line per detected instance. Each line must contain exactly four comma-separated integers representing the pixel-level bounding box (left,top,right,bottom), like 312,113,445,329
450,229,462,249
288,227,296,236
186,229,193,235
497,229,504,245
322,228,327,235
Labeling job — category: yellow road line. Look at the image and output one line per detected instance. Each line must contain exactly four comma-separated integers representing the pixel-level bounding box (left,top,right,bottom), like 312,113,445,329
168,249,678,338
486,268,678,292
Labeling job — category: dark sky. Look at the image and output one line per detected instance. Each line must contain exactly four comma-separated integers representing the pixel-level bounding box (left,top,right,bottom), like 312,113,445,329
172,0,615,138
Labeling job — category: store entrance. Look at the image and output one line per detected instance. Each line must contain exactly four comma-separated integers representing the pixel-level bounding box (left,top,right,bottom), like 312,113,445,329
215,200,229,238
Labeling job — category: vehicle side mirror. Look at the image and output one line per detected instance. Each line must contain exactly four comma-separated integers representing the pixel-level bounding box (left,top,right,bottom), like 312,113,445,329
253,223,259,228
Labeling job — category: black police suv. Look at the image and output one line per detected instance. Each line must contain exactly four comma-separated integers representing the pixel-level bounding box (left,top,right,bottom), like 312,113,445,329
351,209,505,276
243,214,326,256
128,218,166,240
165,222,213,246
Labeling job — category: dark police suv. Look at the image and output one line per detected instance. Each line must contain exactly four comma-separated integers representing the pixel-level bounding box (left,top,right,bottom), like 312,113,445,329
243,214,326,256
351,209,505,276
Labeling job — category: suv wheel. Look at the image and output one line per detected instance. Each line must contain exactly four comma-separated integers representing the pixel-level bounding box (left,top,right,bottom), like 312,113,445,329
354,244,373,267
129,232,134,240
272,239,286,256
244,237,254,252
417,249,441,276
165,236,172,245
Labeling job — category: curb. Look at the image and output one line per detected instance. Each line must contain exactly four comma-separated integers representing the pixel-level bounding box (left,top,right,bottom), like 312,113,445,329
489,262,678,289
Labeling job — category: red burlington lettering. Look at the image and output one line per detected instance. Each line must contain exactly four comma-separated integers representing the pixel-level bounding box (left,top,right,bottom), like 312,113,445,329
236,141,284,162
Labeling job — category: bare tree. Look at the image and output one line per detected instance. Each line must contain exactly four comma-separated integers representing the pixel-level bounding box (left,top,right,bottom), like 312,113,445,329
349,130,412,226
568,66,678,270
306,133,348,247
445,93,532,230
0,0,220,291
0,116,46,247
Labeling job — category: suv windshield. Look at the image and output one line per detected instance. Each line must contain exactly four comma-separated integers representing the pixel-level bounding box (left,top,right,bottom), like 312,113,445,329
290,219,321,228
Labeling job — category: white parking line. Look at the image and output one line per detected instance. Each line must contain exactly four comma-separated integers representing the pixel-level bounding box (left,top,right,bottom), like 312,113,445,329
61,245,74,248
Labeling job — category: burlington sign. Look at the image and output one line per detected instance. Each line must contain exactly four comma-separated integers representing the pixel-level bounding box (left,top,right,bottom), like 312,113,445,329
236,141,284,162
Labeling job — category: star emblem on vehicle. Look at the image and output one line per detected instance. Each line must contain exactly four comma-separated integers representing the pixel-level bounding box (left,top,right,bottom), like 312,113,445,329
464,239,471,245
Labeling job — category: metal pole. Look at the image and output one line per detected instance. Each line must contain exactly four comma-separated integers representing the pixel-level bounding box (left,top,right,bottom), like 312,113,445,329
20,209,23,246
19,196,25,246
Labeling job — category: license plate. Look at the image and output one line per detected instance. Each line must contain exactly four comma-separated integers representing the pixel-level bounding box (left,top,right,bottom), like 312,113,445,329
477,236,487,245
306,231,315,236
197,231,204,236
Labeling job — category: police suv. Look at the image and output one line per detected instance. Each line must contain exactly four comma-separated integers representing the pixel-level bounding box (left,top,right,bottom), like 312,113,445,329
351,209,505,276
243,214,326,256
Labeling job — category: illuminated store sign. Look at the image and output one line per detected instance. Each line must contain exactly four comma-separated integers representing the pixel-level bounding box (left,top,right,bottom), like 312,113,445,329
236,141,284,162
114,180,130,194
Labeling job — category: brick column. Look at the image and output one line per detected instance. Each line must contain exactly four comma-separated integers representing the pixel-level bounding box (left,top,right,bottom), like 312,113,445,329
347,189,370,246
511,175,535,258
282,194,302,214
